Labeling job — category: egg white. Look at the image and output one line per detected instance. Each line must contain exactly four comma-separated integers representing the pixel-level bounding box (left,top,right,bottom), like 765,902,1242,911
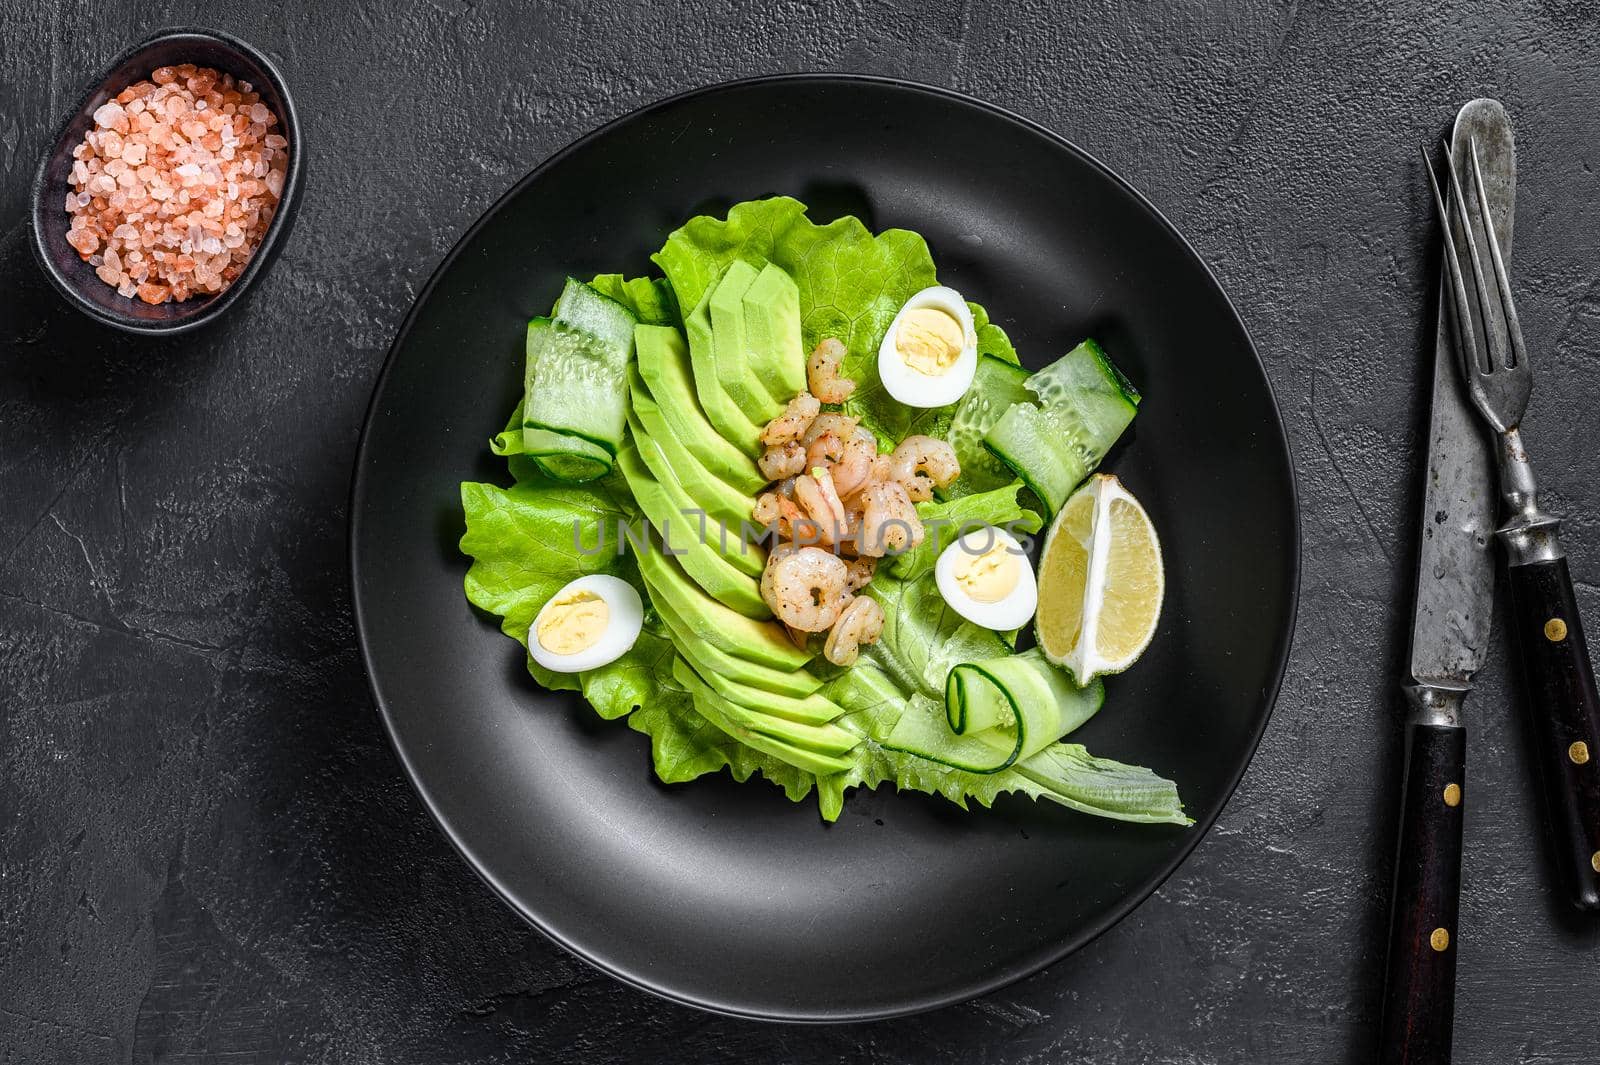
877,286,979,408
934,526,1038,631
528,574,644,674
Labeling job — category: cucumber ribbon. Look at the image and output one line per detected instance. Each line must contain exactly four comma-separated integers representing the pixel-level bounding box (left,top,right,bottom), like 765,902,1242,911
883,649,1104,773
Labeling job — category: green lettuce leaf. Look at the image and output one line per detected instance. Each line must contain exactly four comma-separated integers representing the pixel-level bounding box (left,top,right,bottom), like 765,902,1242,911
653,196,1013,445
887,480,1044,582
969,300,1021,367
589,273,679,325
863,570,1007,698
816,733,1193,826
629,688,819,802
460,477,670,720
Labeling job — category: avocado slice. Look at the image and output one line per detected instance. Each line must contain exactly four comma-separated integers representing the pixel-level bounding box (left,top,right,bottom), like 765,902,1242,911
634,325,766,495
651,586,823,698
629,373,754,531
635,548,809,670
689,661,845,727
710,260,786,420
625,414,762,580
616,443,768,618
742,263,808,402
673,658,858,774
685,285,764,456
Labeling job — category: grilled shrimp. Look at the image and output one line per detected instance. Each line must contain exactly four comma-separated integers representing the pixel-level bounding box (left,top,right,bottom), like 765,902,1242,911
761,392,821,447
792,466,849,545
805,430,876,497
889,436,960,503
758,440,806,481
801,412,860,448
752,491,783,527
856,480,923,557
823,595,885,666
761,544,850,631
752,487,822,543
807,337,856,404
843,556,876,594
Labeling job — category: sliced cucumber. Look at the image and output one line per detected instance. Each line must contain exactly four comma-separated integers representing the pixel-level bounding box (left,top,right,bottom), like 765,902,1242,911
523,428,612,482
553,276,637,345
947,355,1032,496
490,400,525,456
982,340,1139,516
521,280,638,478
882,649,1103,773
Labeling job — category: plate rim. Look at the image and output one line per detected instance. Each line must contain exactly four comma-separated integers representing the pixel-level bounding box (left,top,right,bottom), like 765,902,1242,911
348,71,1303,1023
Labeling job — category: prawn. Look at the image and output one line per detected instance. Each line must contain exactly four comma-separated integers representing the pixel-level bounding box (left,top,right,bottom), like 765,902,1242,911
856,480,923,557
761,392,821,447
843,556,876,594
758,440,806,481
752,489,819,544
889,436,960,503
801,412,860,448
761,544,850,631
805,430,876,497
792,466,849,545
807,337,856,404
823,595,885,666
751,491,783,527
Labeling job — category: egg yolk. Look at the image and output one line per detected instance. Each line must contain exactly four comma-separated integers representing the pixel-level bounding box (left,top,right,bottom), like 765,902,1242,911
896,307,964,376
952,542,1020,603
536,590,610,656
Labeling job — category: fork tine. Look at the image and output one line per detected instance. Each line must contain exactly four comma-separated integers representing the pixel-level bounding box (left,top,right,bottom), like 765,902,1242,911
1468,137,1528,371
1443,139,1507,375
1421,143,1481,382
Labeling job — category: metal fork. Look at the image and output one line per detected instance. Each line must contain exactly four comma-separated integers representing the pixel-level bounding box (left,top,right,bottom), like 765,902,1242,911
1423,138,1600,910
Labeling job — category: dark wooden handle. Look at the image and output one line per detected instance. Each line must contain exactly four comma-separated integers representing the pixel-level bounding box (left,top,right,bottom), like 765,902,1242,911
1379,721,1465,1065
1507,556,1600,911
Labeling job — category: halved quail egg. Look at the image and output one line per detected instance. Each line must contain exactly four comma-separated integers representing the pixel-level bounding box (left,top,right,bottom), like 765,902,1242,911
934,525,1038,631
877,286,979,408
529,574,644,673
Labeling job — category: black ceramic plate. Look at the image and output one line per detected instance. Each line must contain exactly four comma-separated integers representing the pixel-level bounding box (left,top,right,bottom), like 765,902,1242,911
351,75,1298,1022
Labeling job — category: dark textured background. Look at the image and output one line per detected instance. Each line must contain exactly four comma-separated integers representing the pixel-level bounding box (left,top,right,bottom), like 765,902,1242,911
3,1,1598,1061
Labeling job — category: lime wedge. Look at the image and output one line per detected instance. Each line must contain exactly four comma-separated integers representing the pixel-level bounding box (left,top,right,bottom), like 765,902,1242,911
1035,474,1164,684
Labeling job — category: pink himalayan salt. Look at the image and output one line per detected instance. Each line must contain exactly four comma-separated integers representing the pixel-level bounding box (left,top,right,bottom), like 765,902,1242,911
64,63,287,304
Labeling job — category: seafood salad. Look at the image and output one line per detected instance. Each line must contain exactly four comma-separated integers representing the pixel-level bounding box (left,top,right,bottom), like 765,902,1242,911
460,197,1183,824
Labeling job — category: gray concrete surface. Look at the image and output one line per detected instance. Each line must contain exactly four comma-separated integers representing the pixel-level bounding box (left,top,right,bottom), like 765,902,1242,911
3,1,1599,1061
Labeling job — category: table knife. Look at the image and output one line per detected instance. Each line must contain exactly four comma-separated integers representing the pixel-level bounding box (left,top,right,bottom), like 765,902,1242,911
1378,98,1510,1065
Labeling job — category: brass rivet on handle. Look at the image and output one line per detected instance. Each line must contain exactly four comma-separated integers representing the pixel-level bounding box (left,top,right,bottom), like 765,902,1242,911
1545,617,1569,642
1592,852,1600,875
1443,783,1461,807
1570,741,1591,765
1430,927,1450,952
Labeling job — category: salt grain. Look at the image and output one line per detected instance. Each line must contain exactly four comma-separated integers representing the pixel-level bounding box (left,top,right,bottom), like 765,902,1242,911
64,63,285,305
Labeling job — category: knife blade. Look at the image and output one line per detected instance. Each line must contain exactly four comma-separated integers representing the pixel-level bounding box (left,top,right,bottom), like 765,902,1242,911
1407,100,1510,699
1379,99,1514,1065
